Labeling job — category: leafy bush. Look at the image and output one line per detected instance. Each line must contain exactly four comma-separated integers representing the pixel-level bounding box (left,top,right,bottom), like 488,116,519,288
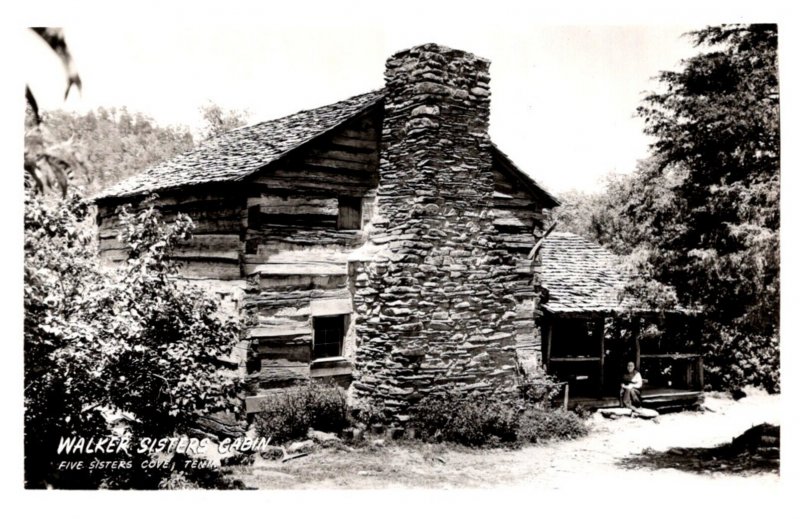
410,393,521,447
409,391,589,448
705,326,780,393
517,408,588,443
253,382,349,444
24,192,242,488
350,400,388,428
519,372,563,407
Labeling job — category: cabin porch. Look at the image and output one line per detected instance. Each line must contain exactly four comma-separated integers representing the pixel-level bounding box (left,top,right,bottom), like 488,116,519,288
567,387,704,412
541,311,704,411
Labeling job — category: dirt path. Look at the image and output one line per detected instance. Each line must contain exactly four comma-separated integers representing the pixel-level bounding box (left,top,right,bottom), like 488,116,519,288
233,391,780,491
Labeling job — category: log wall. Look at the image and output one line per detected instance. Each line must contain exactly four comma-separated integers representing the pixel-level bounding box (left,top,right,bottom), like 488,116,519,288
491,165,546,367
96,188,245,283
95,87,550,417
240,109,381,410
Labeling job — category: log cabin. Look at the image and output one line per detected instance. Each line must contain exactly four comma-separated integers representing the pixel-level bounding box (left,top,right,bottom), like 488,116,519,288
537,232,703,410
94,43,559,422
94,43,701,422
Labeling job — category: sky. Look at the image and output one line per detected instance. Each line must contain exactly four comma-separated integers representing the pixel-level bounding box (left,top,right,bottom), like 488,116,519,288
21,24,698,195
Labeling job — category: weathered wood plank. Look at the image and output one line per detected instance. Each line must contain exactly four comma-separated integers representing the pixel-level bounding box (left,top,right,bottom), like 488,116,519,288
176,260,241,281
253,359,310,388
300,157,376,172
492,197,540,209
254,273,347,290
248,180,375,198
244,249,349,264
493,216,533,228
329,135,378,150
310,298,352,316
247,324,311,339
175,234,240,253
305,148,378,166
254,344,312,363
100,234,241,261
248,195,338,215
244,229,364,247
339,127,378,140
99,216,241,239
272,167,376,184
310,364,353,378
248,262,348,277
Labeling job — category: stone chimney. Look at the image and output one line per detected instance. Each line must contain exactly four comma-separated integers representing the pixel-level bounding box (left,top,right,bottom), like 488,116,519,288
351,44,520,423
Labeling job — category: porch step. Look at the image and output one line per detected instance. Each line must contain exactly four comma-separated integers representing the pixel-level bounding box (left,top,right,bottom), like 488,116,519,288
568,389,704,411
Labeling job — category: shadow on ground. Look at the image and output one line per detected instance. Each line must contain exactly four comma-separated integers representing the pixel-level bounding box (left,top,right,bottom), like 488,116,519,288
617,423,780,475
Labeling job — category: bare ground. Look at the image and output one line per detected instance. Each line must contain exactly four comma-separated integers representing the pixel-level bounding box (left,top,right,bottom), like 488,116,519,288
230,390,780,491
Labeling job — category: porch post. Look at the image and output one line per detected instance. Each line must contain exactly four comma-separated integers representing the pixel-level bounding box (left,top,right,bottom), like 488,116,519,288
695,315,704,390
544,318,552,368
634,317,641,370
597,317,605,393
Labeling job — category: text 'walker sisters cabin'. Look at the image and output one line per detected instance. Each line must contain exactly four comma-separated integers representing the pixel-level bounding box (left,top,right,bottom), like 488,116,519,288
94,43,699,422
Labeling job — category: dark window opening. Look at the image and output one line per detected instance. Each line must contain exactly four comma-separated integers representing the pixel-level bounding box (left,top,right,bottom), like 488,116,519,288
337,197,362,230
313,315,345,360
248,205,262,228
245,237,260,255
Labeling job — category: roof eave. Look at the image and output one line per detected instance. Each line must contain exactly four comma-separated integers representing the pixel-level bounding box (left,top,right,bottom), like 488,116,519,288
236,94,385,183
490,144,559,208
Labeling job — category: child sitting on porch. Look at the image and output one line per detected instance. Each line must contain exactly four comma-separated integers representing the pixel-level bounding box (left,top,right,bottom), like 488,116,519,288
620,361,643,408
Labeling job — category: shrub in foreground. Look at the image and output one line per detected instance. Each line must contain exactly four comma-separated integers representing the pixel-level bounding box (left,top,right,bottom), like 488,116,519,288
253,381,349,444
410,393,521,447
24,194,241,489
517,408,588,443
410,392,588,447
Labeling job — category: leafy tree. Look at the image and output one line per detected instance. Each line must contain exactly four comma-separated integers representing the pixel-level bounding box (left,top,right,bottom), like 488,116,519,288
25,27,83,196
24,192,242,488
198,102,250,141
39,107,195,194
635,24,779,392
554,25,779,392
553,157,689,257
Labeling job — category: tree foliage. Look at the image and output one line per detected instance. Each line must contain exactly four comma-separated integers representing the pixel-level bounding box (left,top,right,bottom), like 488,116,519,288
24,28,84,196
636,24,779,392
24,192,242,488
33,108,195,195
198,102,250,141
29,102,249,196
555,24,779,392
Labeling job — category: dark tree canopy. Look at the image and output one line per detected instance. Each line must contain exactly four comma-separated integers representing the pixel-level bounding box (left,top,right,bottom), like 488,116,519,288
555,24,779,392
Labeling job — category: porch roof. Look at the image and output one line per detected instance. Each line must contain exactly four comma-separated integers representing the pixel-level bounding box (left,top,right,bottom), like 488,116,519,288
538,232,688,317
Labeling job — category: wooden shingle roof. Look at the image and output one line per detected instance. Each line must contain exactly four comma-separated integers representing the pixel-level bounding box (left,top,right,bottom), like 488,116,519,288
95,89,558,206
95,90,385,200
539,232,641,316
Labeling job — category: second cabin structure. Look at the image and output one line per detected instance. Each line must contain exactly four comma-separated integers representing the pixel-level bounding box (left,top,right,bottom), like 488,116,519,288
95,43,559,422
538,232,703,410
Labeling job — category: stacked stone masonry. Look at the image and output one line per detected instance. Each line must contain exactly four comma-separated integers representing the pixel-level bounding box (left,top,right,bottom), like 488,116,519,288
351,44,543,423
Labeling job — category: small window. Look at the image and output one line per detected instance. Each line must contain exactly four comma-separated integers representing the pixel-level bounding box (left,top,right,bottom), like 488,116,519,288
337,197,362,230
313,315,345,360
248,205,262,228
